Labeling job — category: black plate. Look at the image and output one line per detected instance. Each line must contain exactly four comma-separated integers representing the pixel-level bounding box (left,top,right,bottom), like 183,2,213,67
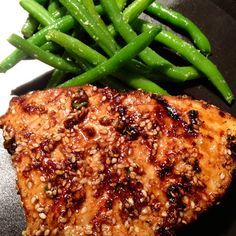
0,1,235,235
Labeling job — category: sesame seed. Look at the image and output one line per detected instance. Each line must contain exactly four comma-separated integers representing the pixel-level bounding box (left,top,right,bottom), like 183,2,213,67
59,217,67,223
141,189,148,197
51,228,58,235
53,134,62,142
40,176,46,182
32,143,39,148
36,207,45,213
142,206,150,214
55,170,64,175
39,213,47,220
111,158,117,164
80,178,87,184
112,218,116,225
91,115,97,120
161,211,167,217
44,229,50,236
127,198,134,205
182,220,187,224
85,224,93,235
134,226,140,233
195,207,201,212
99,129,108,135
35,230,42,236
22,230,27,236
227,149,232,155
71,156,76,163
27,181,33,189
220,173,225,180
81,207,87,214
190,201,195,209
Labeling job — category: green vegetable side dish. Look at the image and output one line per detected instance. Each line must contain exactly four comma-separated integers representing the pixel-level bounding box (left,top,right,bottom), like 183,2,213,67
58,28,162,87
0,0,234,104
146,2,212,55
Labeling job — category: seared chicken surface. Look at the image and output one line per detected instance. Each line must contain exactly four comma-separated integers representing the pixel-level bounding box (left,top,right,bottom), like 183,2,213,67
0,85,236,236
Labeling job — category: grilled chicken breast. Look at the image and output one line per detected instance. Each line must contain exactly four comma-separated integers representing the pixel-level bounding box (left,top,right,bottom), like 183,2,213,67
0,85,236,236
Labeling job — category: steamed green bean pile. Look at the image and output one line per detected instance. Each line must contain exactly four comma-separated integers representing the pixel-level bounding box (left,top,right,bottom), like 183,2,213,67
0,0,234,103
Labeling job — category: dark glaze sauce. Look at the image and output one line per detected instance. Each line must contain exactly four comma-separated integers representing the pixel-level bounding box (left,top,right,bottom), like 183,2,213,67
151,95,199,138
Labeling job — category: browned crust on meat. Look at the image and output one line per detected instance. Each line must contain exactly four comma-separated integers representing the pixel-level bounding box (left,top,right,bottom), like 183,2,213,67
0,85,236,236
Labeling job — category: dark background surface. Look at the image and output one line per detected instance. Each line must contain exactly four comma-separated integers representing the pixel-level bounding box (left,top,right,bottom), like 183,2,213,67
1,0,236,236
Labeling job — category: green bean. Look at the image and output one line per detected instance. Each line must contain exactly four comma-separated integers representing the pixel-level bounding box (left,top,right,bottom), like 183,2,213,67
147,2,211,55
59,0,119,57
0,15,75,73
102,0,201,82
116,70,167,94
46,30,166,94
45,32,128,91
40,41,61,52
99,0,200,82
20,0,49,39
59,0,166,86
81,0,119,55
46,41,128,91
95,0,127,14
20,0,54,27
34,0,48,5
46,30,105,66
122,0,155,22
58,28,162,88
46,69,67,88
116,0,127,10
8,34,79,73
21,15,39,39
135,19,234,103
48,0,65,19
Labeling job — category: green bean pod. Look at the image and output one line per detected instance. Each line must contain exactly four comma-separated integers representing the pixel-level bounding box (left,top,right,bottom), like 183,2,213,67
59,0,119,57
46,30,166,94
59,28,162,87
135,20,234,103
102,0,201,82
8,34,79,73
40,41,61,52
20,0,54,27
21,15,39,39
0,15,76,73
81,0,119,55
48,0,65,19
147,2,211,55
46,30,105,66
122,0,155,22
46,69,67,88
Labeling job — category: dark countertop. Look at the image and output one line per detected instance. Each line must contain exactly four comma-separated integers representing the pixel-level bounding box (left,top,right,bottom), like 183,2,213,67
212,0,236,19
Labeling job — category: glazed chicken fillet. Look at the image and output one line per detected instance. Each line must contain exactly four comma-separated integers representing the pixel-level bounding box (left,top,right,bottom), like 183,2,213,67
0,85,236,236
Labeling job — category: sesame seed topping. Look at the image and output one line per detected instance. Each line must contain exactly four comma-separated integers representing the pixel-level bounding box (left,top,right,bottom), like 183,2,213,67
220,173,225,180
39,213,47,220
27,181,33,189
44,229,50,236
40,176,46,182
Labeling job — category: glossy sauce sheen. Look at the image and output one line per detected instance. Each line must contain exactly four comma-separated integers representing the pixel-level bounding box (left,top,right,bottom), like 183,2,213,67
0,85,236,236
